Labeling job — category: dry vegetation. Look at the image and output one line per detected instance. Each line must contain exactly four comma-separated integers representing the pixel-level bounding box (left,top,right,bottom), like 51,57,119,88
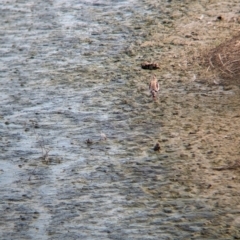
140,0,240,85
205,33,240,85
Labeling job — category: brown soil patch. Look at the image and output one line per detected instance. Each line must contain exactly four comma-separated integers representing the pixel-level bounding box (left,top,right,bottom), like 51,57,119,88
139,0,240,85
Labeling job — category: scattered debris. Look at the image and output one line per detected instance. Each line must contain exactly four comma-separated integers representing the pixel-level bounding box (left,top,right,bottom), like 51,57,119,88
41,148,50,163
212,160,240,171
198,14,204,20
141,62,160,70
85,139,93,145
153,143,161,151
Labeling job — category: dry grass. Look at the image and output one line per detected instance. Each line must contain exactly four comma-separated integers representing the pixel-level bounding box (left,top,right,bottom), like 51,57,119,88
139,0,240,85
204,33,240,85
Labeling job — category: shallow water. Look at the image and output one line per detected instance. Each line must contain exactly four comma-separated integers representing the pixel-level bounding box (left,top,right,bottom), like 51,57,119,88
1,0,240,239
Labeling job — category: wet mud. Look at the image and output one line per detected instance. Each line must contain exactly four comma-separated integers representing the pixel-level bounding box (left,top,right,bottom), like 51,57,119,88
1,0,240,239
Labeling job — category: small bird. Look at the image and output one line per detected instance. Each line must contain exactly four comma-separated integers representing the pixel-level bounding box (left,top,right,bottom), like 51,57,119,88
153,143,161,151
149,74,159,100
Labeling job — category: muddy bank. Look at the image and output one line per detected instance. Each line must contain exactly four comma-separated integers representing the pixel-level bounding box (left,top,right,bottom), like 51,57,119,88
1,0,240,239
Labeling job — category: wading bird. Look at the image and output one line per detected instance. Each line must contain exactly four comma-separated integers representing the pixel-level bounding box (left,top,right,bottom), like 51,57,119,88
149,74,159,100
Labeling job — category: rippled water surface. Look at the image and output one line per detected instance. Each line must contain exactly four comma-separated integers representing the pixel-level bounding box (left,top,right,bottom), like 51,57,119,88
1,0,240,239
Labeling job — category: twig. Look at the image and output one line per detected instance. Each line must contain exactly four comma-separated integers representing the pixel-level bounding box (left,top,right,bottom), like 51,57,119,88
212,161,240,171
209,56,214,68
26,120,53,181
218,54,224,66
37,135,51,163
